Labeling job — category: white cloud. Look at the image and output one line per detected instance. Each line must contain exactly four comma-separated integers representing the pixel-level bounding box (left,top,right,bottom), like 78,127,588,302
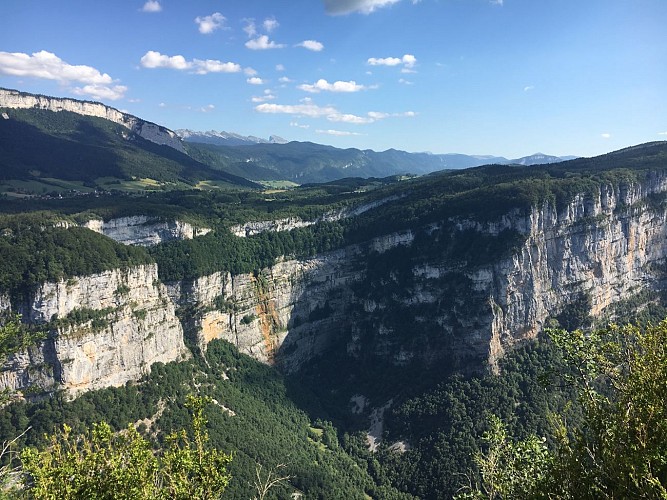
402,54,417,68
243,20,257,37
195,12,225,34
252,93,276,103
276,64,286,71
244,67,258,76
141,1,162,13
72,84,128,101
0,50,127,100
279,76,292,83
256,100,414,124
140,51,241,74
490,0,504,5
290,121,310,129
298,79,367,93
263,17,279,32
367,56,401,66
316,129,362,136
324,0,401,15
297,40,324,52
368,54,416,70
247,77,265,85
193,59,241,75
255,102,339,118
524,85,535,92
0,50,113,84
159,102,166,107
398,78,414,85
658,131,667,136
601,133,611,139
199,104,215,113
246,35,284,50
327,113,374,124
140,51,189,70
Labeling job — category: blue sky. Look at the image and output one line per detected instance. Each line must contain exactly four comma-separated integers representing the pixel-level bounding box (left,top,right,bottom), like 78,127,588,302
1,0,665,158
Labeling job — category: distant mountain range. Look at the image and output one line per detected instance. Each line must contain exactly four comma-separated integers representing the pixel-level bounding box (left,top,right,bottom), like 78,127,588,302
182,137,579,184
0,88,579,188
176,129,288,147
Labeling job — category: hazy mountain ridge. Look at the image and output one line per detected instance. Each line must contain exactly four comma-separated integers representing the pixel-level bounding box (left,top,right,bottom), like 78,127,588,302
176,128,288,146
1,89,576,186
181,133,577,183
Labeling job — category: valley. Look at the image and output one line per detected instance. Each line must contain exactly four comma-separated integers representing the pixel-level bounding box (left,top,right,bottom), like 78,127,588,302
1,91,667,498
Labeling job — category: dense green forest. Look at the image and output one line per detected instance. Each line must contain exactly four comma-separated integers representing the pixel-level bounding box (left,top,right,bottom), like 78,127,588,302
0,339,412,499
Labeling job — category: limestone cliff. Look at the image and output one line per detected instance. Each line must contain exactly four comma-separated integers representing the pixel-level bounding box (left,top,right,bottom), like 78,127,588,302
0,88,185,153
82,216,211,246
3,176,667,398
173,175,667,375
0,264,188,397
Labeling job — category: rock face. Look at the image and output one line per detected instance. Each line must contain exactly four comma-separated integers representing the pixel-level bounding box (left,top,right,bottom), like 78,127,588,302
0,88,185,153
3,176,667,398
0,264,188,397
173,175,667,374
82,216,211,246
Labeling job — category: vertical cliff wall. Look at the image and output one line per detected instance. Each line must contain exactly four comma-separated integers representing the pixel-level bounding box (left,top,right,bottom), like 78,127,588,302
0,264,188,397
82,216,211,246
176,175,667,375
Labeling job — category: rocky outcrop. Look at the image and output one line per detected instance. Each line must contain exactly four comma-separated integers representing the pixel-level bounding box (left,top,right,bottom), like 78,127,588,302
0,264,188,397
0,88,185,153
83,216,211,246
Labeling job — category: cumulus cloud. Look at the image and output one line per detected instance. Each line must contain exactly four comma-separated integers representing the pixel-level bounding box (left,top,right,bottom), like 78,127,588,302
0,50,113,84
316,129,362,136
246,35,285,50
398,78,414,85
524,85,535,92
195,12,226,34
141,1,162,13
276,64,286,71
247,77,265,85
601,133,611,139
327,113,373,124
297,40,324,52
0,50,127,100
367,54,416,71
290,121,310,129
263,17,279,32
298,79,367,93
255,102,339,118
140,51,189,70
324,0,401,15
252,92,276,103
256,100,414,125
244,67,258,76
279,76,292,83
72,84,128,101
140,51,241,74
